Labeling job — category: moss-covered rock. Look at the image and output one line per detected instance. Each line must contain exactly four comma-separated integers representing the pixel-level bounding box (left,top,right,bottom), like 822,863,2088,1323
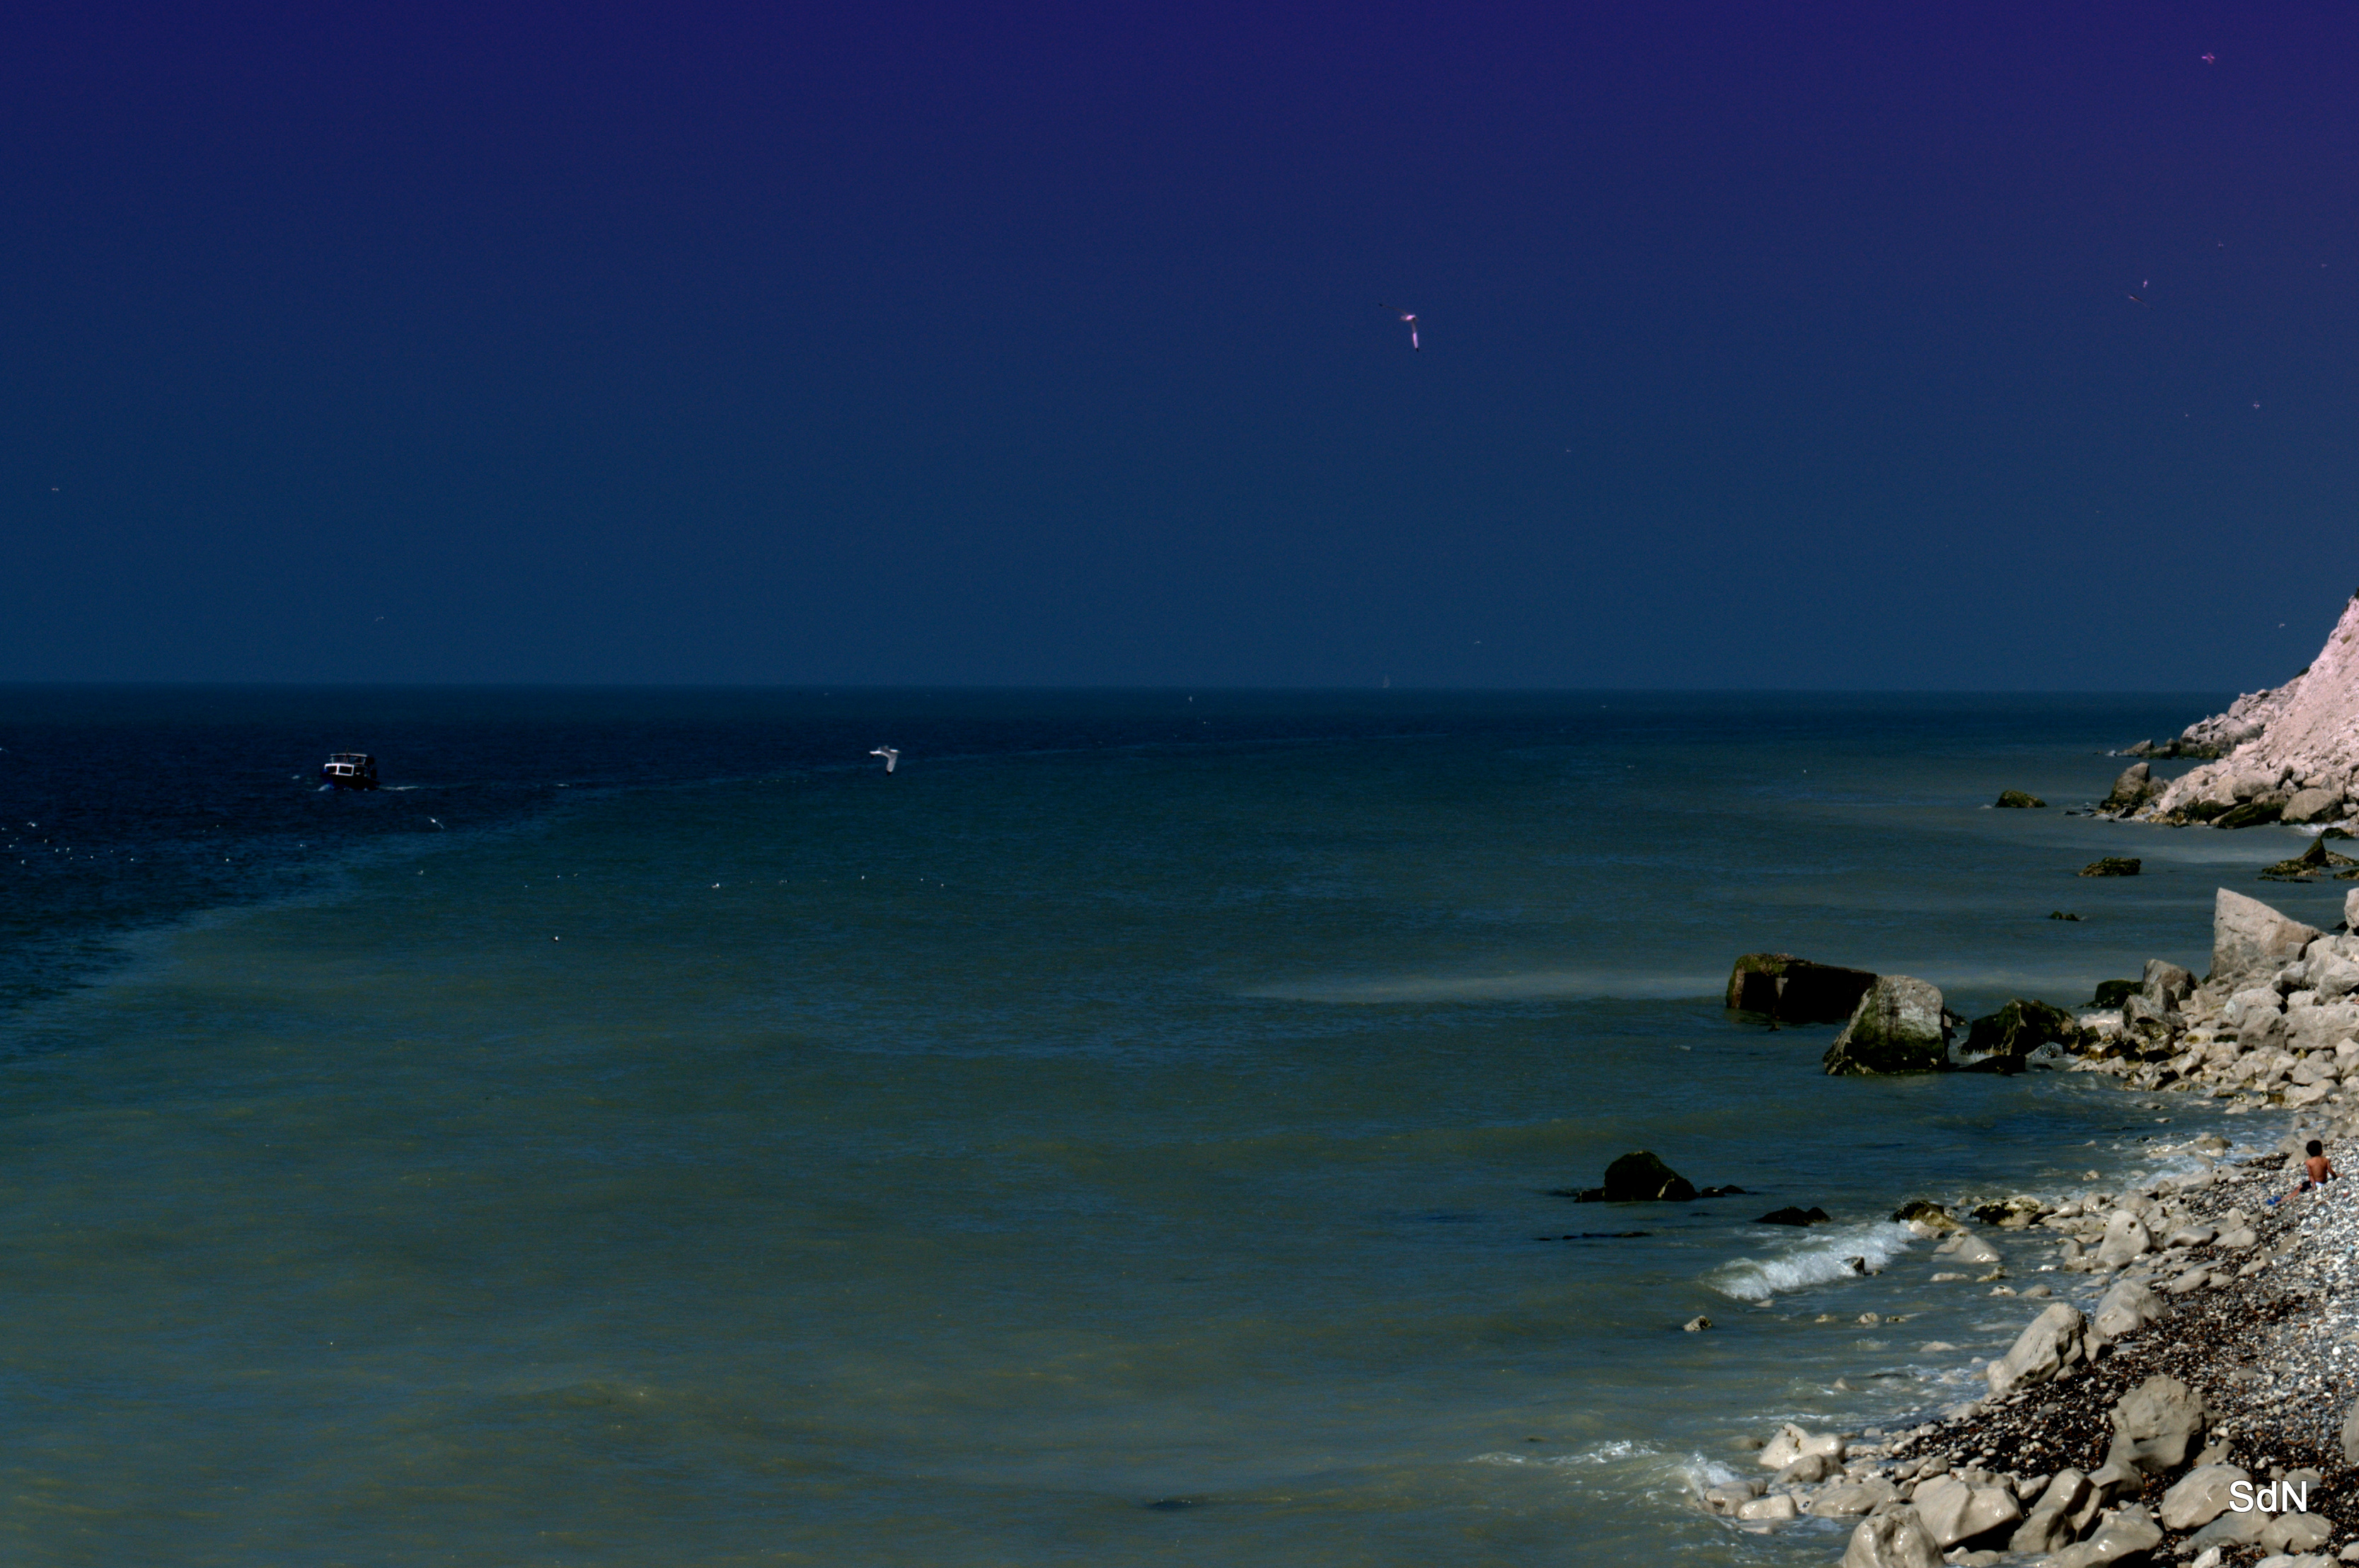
2259,836,2359,881
2100,762,2159,814
1995,790,2048,808
2079,857,2142,877
1724,952,1877,1023
2215,798,2285,829
2089,979,2138,1008
1956,998,2078,1073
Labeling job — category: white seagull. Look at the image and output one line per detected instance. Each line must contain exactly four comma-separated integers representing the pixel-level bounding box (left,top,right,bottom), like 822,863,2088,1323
870,747,899,773
1378,303,1419,351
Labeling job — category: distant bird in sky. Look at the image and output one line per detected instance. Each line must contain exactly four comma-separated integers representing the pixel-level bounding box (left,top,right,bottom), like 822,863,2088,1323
1378,304,1419,351
870,747,899,773
2126,292,2151,308
2202,52,2215,63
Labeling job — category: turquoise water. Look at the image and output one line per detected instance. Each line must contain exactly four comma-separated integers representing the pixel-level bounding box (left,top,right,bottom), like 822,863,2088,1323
1,691,2343,1565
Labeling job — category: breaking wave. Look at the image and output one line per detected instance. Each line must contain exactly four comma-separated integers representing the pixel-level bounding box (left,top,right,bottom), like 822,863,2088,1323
1707,1221,1917,1301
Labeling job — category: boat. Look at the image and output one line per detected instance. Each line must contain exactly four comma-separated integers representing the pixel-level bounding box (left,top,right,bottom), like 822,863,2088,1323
320,752,380,790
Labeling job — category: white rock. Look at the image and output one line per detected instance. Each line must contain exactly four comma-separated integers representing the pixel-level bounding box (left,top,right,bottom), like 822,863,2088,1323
2212,889,2326,993
2094,1210,2154,1268
2290,1000,2359,1054
1913,1473,2024,1548
2265,1513,2336,1554
2230,986,2288,1025
2009,1468,2094,1554
1736,1492,1800,1521
1703,1480,1763,1511
2160,1464,2251,1529
1842,1504,1942,1568
1758,1422,1806,1470
2051,1502,2164,1567
1809,1477,1898,1516
1941,1231,2003,1267
1987,1302,2087,1395
2091,1276,2164,1341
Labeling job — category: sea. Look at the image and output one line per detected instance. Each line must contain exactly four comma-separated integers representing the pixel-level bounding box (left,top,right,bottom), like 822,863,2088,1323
2,686,2349,1567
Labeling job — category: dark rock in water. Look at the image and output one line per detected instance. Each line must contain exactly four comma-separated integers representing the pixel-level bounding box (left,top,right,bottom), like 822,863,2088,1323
2048,910,2082,921
1757,1205,1832,1226
1724,952,1878,1023
2214,798,2285,829
1594,1150,1697,1203
2326,826,2356,840
1891,1199,1954,1227
1538,1230,1651,1240
1995,790,2047,808
2099,761,2159,814
2260,836,2359,881
2079,857,2141,877
2090,979,2138,1008
1956,998,2078,1073
1695,1184,1747,1198
1823,975,1952,1075
1143,1498,1199,1511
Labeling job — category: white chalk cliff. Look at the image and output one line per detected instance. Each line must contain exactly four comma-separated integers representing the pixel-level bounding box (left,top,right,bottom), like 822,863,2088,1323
2132,594,2359,826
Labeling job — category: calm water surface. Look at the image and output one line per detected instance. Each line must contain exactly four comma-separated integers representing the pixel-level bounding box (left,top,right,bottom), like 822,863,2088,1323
0,688,2341,1566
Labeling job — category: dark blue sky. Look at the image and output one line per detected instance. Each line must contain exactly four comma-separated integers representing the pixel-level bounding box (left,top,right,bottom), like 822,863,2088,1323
6,2,2356,687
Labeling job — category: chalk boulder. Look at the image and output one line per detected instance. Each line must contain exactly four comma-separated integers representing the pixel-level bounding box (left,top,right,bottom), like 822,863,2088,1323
1841,1505,1942,1568
1823,976,1952,1075
2211,888,2323,991
2105,1375,2207,1475
2093,1211,2154,1269
2051,1502,2163,1567
2092,1277,2164,1342
2009,1468,2096,1555
2263,1511,2334,1554
1912,1473,2023,1548
2159,1464,2250,1530
2284,787,2346,824
1986,1302,2087,1396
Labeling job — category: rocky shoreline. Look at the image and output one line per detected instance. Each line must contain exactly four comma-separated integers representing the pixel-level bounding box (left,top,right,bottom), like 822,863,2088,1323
1702,884,2359,1567
2103,594,2359,831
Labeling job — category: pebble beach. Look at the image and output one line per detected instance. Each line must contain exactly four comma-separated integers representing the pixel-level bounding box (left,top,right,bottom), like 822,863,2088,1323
1703,880,2359,1568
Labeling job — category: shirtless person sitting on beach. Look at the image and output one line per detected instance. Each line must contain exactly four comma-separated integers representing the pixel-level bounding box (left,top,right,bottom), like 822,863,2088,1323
2302,1138,2336,1192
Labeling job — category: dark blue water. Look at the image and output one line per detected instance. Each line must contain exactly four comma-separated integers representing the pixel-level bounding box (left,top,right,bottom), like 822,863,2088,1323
2,686,2326,1568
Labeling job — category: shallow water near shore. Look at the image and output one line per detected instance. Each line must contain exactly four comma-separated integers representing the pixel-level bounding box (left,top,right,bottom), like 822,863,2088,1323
0,688,2347,1566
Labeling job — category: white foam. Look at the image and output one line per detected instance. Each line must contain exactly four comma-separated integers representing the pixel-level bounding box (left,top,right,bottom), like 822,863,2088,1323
1707,1221,1917,1301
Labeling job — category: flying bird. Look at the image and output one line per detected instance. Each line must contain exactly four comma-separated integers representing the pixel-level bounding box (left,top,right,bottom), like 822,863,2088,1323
870,747,899,773
1378,304,1419,351
2126,292,2151,308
